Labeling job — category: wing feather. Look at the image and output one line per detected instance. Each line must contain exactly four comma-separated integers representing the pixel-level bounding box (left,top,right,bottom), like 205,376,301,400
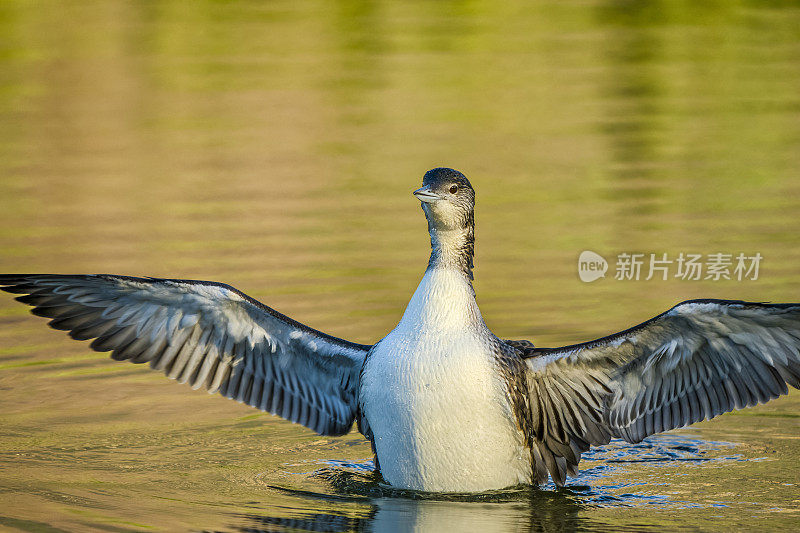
0,274,371,436
514,298,800,486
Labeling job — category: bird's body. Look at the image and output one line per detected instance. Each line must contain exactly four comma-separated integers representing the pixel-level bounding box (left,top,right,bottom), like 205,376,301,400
361,267,530,492
2,167,799,493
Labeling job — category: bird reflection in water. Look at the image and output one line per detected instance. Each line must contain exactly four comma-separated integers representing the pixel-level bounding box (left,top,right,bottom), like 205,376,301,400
225,434,744,533
232,491,588,533
229,467,603,533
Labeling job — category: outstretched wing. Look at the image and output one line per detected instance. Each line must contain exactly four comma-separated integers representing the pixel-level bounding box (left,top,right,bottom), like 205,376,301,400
0,274,372,436
513,299,800,486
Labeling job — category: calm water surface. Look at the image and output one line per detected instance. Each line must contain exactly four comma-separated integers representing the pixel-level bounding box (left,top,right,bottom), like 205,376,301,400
1,1,799,531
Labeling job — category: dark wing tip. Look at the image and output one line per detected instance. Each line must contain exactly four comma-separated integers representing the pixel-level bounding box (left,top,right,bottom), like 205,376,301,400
0,274,37,293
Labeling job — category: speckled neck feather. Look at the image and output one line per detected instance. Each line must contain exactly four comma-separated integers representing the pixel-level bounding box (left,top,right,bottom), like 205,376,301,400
426,211,475,280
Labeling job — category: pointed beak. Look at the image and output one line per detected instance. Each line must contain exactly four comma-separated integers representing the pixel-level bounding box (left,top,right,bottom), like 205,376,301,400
413,185,441,203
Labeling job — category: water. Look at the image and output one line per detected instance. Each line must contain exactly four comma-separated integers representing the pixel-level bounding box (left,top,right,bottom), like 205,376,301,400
1,1,799,531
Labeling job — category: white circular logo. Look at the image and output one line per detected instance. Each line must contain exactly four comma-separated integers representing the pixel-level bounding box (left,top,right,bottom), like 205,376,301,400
578,251,608,282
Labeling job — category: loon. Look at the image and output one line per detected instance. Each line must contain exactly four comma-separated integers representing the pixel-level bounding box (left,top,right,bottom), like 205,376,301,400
2,167,799,493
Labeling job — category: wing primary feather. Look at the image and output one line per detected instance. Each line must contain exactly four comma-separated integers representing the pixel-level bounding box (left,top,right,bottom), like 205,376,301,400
550,379,587,436
259,376,274,411
90,324,138,353
165,326,202,379
111,333,151,362
767,364,789,397
776,365,800,390
280,388,292,420
541,382,567,442
239,371,254,404
706,381,723,418
683,388,701,426
657,382,672,430
226,363,244,400
729,369,752,408
151,327,191,372
48,308,103,331
734,353,763,403
269,381,284,415
249,376,263,407
644,409,654,436
178,327,214,384
715,378,733,414
69,318,117,341
653,403,663,434
213,361,233,397
298,400,310,428
307,407,320,434
132,335,168,364
723,378,743,411
670,397,682,431
191,343,220,390
694,386,712,421
533,386,547,441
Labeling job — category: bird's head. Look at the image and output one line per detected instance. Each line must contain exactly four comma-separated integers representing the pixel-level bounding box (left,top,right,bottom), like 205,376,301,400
413,168,475,232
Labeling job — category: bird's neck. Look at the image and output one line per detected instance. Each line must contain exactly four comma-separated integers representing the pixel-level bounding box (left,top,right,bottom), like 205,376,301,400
394,220,480,332
427,218,475,281
402,265,483,333
393,212,481,333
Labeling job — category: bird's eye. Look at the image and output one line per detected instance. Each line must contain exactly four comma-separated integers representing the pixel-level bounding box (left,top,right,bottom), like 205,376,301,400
449,184,458,194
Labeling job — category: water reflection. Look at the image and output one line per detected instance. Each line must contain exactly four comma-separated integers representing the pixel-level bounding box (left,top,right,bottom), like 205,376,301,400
229,435,748,532
596,0,665,217
234,489,592,533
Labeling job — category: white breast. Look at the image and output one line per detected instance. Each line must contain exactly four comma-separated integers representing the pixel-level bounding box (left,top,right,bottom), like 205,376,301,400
360,268,530,492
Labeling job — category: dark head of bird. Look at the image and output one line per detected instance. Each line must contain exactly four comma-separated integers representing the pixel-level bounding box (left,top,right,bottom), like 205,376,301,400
413,168,476,279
